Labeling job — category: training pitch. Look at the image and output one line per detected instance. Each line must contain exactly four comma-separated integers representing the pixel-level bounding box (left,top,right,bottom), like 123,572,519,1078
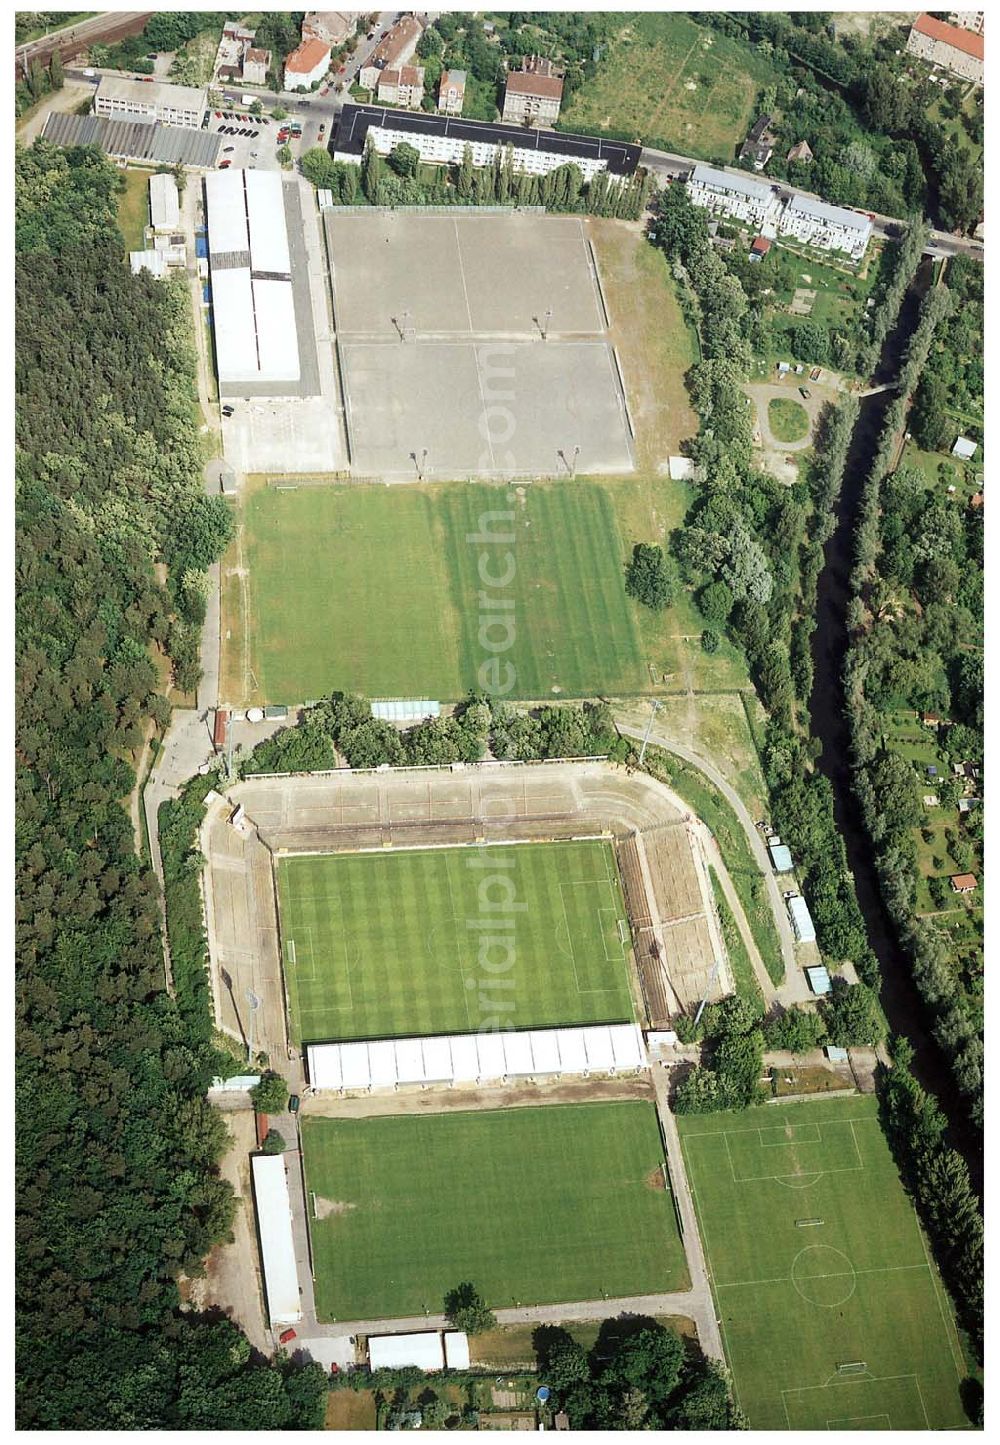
226,479,647,704
278,839,634,1045
680,1096,967,1429
303,1101,688,1320
325,210,634,477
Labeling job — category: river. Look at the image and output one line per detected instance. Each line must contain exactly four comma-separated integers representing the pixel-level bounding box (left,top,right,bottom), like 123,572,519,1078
806,259,981,1177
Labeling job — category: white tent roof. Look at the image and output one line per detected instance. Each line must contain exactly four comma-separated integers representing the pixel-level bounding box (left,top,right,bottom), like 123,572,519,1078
582,1025,616,1071
553,1028,587,1073
251,276,300,380
245,170,291,274
306,1025,648,1091
210,267,258,381
528,1028,561,1075
395,1036,425,1084
340,1040,371,1090
369,1332,445,1371
368,1038,398,1088
422,1036,454,1082
611,1023,645,1069
503,1030,534,1076
205,169,250,254
443,1332,471,1369
250,1155,302,1324
450,1032,480,1079
206,168,300,386
476,1031,507,1079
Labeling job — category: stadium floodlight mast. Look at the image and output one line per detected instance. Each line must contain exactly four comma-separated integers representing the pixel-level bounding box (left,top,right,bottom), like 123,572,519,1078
412,447,428,480
638,698,661,766
246,988,261,1064
693,957,723,1030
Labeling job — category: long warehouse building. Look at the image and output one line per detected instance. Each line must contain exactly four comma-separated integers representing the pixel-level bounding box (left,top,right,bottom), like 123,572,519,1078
204,169,301,387
250,1154,302,1326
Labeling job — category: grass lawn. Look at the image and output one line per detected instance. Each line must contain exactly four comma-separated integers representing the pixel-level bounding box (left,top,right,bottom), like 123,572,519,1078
116,167,151,250
768,399,810,444
325,1390,377,1430
303,1101,688,1320
709,866,764,1010
226,479,648,704
279,840,635,1045
680,1096,967,1429
588,218,698,468
469,1314,697,1367
561,12,779,160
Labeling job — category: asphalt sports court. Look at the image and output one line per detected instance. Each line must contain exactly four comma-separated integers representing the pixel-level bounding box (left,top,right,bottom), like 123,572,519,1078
325,211,634,477
302,1100,688,1320
679,1096,967,1430
278,839,635,1045
326,212,606,337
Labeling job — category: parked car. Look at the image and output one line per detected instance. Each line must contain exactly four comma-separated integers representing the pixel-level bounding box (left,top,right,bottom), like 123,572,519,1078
798,386,811,399
223,145,234,153
222,404,234,417
278,1328,297,1345
288,1094,300,1114
218,159,231,168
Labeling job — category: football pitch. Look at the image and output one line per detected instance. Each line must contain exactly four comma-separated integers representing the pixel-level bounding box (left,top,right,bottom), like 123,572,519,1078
224,480,648,704
278,840,635,1045
679,1096,967,1430
302,1101,689,1320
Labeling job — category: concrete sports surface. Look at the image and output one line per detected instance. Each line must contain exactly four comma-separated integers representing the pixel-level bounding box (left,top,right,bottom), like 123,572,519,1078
324,211,635,478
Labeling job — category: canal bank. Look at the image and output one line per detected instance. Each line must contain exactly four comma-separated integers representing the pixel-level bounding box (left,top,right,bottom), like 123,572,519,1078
806,259,980,1176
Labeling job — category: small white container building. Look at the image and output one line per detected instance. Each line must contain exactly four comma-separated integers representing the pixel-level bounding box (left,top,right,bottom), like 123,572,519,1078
787,893,817,944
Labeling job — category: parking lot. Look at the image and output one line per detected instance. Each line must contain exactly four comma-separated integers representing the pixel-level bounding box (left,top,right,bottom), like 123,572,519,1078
205,101,331,172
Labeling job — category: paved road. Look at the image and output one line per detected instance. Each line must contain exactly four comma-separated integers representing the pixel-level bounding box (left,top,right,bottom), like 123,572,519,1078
640,147,983,261
616,715,798,982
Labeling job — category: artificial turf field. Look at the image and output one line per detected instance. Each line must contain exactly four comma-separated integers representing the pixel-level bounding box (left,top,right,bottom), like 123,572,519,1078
229,480,647,703
679,1096,967,1429
303,1101,688,1320
279,840,634,1045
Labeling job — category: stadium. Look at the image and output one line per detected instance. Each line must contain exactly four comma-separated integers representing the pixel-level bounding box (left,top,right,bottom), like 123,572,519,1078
202,759,727,1323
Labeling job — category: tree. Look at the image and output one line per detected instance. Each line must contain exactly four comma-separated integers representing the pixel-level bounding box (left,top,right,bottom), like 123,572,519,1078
697,579,734,625
822,978,885,1047
277,144,292,167
49,51,64,90
388,142,420,178
701,629,719,653
533,1327,589,1393
261,1129,286,1155
456,142,474,199
27,58,47,100
251,1072,289,1114
624,542,676,611
443,1282,496,1335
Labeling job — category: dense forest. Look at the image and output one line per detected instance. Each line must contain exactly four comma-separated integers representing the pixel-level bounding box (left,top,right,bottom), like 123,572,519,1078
15,140,324,1428
846,273,983,1124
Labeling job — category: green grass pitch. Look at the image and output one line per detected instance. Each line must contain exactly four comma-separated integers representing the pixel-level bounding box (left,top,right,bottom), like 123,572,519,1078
303,1101,689,1320
279,840,634,1045
679,1096,968,1430
238,480,647,702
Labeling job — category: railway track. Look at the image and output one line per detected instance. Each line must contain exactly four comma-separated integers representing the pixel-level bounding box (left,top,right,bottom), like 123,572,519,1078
15,11,153,79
